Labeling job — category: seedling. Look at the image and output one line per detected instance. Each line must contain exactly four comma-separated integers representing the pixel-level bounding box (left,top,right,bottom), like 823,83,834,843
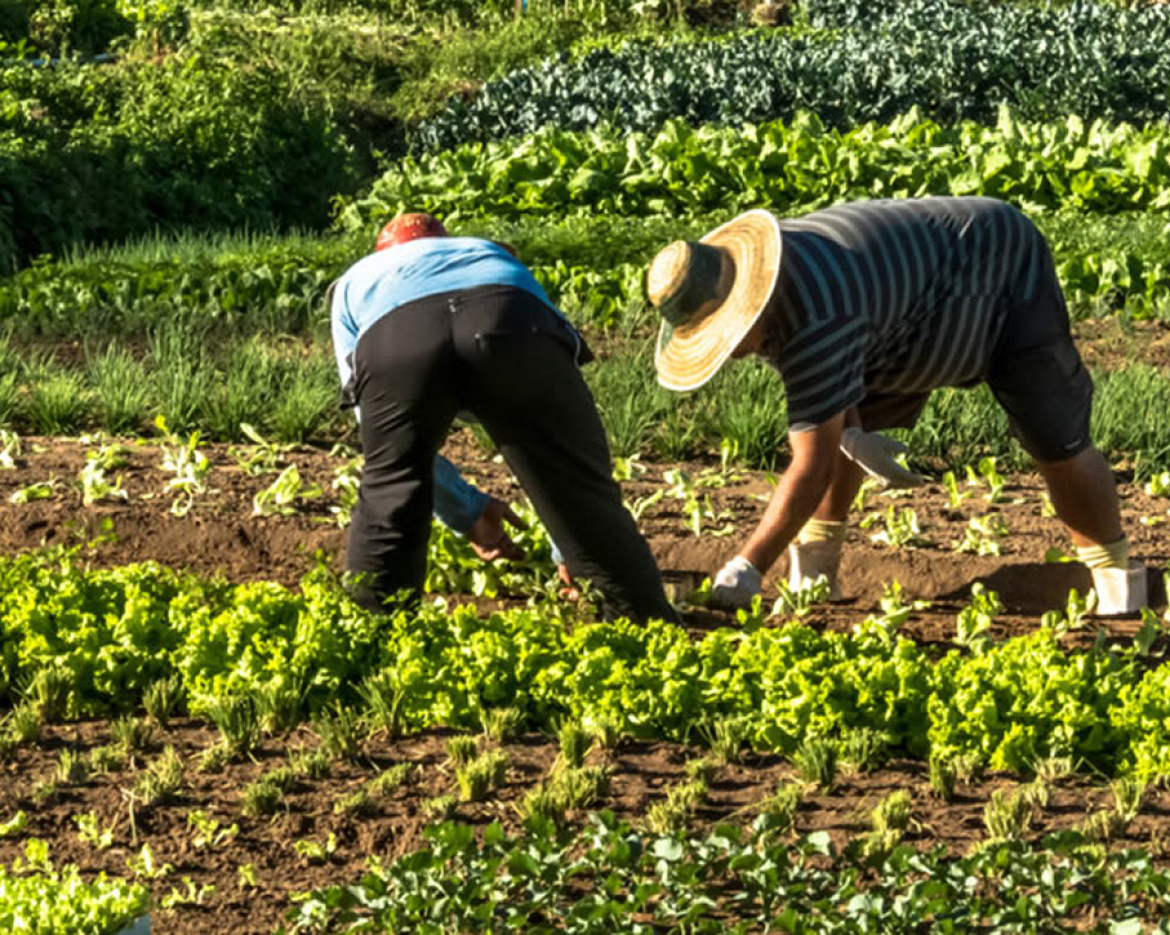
793,737,838,790
135,746,185,807
699,715,751,766
1112,777,1146,825
446,735,480,767
941,470,975,509
313,706,363,761
966,456,1013,504
840,728,890,774
1146,471,1170,498
202,694,260,759
56,749,88,786
79,459,128,507
159,877,216,910
31,781,59,806
983,788,1033,842
860,789,914,859
6,701,43,745
611,453,647,482
87,744,126,775
877,580,931,627
157,418,213,517
357,669,406,739
230,423,292,475
929,753,957,802
333,789,376,818
770,575,831,617
455,750,509,802
626,488,665,521
288,745,330,780
294,833,337,864
645,779,708,834
479,706,525,743
11,479,59,504
74,811,116,851
253,464,322,517
0,429,19,469
953,514,1010,556
240,778,285,818
126,843,171,882
329,457,363,527
753,781,803,835
861,505,933,548
1041,587,1096,637
851,476,881,513
422,795,456,821
554,720,594,772
237,863,259,889
368,763,414,797
187,809,239,850
955,583,1003,654
0,812,27,838
143,675,183,729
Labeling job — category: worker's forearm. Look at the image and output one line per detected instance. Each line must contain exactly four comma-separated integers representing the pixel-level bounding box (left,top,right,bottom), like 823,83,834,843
739,463,833,574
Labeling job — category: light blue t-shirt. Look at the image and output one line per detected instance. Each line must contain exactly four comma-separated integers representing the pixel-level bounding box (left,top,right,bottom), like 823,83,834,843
330,237,558,538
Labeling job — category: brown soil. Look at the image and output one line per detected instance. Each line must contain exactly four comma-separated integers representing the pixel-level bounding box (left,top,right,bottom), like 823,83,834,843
1073,317,1170,372
3,433,1170,930
3,721,1167,935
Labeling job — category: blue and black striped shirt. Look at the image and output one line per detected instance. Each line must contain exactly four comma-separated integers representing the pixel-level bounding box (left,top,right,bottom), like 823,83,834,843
761,197,1044,430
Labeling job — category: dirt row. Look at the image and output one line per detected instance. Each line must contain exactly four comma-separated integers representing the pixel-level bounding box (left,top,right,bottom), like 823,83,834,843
1,719,1166,935
0,432,1167,643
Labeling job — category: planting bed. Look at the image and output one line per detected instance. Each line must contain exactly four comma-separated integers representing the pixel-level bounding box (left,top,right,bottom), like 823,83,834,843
5,720,1170,934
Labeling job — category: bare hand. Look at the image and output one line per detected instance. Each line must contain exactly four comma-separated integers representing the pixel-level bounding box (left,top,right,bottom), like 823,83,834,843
557,562,580,602
467,498,528,562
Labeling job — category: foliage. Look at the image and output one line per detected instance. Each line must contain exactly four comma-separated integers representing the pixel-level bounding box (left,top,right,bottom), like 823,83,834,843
413,0,1170,151
0,0,132,57
0,846,148,933
284,811,1170,932
353,109,1170,232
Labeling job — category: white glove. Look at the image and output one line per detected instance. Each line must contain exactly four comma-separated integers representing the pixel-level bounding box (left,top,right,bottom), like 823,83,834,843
840,427,925,489
711,556,762,609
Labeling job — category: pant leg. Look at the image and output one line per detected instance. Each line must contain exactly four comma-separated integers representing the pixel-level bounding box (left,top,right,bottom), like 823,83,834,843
450,286,676,624
346,296,462,609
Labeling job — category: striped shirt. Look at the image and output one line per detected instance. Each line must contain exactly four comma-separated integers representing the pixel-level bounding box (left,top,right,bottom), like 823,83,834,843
760,197,1045,431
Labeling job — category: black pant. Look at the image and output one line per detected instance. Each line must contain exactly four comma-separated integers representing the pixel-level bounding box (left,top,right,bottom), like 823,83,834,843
346,285,675,623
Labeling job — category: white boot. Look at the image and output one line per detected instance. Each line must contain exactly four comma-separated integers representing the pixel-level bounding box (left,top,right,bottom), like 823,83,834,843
788,540,843,601
1090,562,1147,616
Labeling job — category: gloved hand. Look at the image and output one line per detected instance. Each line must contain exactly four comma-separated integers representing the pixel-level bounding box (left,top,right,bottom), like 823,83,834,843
711,555,762,609
840,427,925,489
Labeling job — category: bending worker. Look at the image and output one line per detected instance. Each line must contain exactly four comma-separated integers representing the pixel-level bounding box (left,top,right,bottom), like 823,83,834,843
644,196,1145,615
330,212,675,622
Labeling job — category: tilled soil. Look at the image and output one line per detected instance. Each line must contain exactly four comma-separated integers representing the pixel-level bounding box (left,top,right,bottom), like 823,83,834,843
2,433,1170,931
2,721,1168,935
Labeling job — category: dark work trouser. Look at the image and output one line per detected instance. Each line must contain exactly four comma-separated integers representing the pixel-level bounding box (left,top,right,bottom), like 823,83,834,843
345,285,675,623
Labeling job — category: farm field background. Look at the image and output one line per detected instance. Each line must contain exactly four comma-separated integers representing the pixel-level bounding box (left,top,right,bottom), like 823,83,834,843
6,0,1170,931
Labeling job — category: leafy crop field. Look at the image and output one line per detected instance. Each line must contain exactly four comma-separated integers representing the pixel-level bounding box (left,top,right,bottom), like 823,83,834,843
5,0,1170,931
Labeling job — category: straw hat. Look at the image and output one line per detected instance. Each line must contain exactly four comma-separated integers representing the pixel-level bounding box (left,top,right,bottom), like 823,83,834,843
647,209,782,391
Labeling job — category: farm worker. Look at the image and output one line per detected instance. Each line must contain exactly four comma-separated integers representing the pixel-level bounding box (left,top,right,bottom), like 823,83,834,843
329,212,676,623
644,197,1145,615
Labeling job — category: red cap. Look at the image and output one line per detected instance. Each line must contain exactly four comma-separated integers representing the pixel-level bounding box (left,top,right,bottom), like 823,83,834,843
375,213,448,251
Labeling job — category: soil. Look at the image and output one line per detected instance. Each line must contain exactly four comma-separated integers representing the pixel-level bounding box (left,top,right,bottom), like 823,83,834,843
2,432,1170,931
2,721,1167,935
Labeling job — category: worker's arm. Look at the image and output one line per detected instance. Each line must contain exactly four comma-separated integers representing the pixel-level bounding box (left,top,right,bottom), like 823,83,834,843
711,412,845,607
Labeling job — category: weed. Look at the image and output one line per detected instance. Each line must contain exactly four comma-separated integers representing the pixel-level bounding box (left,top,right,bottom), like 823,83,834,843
684,756,720,785
0,735,18,763
422,795,456,821
357,669,406,739
254,678,305,736
1020,779,1050,812
333,789,376,818
983,788,1033,842
143,675,184,729
929,754,957,802
240,779,285,818
479,706,525,743
755,781,802,834
839,728,890,775
1031,755,1075,784
368,763,414,797
587,714,623,752
314,706,363,762
88,343,150,434
5,702,41,745
860,789,914,860
262,766,297,794
288,746,330,780
202,694,261,759
645,779,708,835
699,715,751,766
793,738,838,790
24,362,90,435
555,720,594,772
135,746,185,807
31,781,59,806
21,666,72,722
73,811,115,850
56,749,88,786
1080,809,1126,843
455,750,510,803
197,743,231,775
111,715,155,757
1112,777,1146,825
87,744,126,775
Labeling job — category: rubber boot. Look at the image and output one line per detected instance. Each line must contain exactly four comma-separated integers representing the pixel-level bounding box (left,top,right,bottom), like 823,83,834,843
1090,562,1147,616
787,540,843,601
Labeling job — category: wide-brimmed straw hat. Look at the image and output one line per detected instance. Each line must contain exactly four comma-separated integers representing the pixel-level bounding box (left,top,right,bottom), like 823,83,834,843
647,209,782,391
